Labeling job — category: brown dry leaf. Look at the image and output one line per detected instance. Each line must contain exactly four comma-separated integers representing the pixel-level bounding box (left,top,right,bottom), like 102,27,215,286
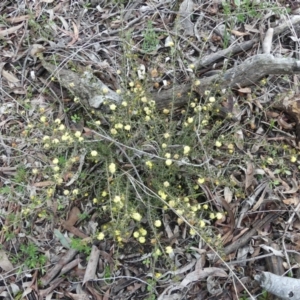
0,250,14,272
67,21,79,47
66,206,81,226
2,69,19,83
180,267,227,287
62,207,88,238
282,178,299,194
283,196,300,205
238,87,251,94
245,162,254,190
32,181,55,187
234,129,244,150
5,15,30,23
0,23,23,38
224,186,233,203
150,68,159,78
229,29,250,37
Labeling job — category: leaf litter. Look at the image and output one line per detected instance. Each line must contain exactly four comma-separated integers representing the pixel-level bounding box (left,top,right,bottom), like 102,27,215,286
1,0,300,299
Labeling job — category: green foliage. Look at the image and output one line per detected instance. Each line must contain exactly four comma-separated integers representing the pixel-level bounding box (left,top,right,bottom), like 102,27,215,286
142,21,159,53
19,242,47,270
70,238,91,255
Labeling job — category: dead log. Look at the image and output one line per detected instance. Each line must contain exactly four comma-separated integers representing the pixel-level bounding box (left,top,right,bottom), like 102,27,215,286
151,54,300,110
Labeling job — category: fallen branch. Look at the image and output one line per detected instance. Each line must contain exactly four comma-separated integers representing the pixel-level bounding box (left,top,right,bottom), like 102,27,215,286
152,54,300,109
255,271,300,300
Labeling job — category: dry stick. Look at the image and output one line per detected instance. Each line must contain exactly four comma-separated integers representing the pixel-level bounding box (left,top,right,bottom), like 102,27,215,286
83,245,100,285
40,248,78,287
223,212,283,255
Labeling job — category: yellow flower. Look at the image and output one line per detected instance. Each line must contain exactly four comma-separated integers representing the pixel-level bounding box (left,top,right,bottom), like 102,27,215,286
215,141,222,147
267,157,273,164
138,237,146,243
102,191,107,197
91,150,98,156
154,220,162,227
114,123,123,129
141,97,147,103
52,158,59,164
40,116,47,123
109,104,117,111
54,118,61,124
163,181,170,187
133,231,139,238
93,198,98,204
102,87,108,94
169,200,176,207
63,190,69,195
165,246,173,254
163,109,170,114
58,124,65,131
124,125,131,131
194,80,200,86
183,146,191,155
145,161,153,169
190,228,196,236
53,166,60,172
210,213,215,219
167,41,174,47
199,220,206,228
209,97,216,103
154,249,162,256
203,204,208,209
162,143,167,148
129,82,134,87
72,189,79,195
197,178,205,184
187,117,194,124
291,155,297,163
97,232,105,240
95,120,101,125
164,133,170,139
165,159,172,166
110,128,117,135
32,168,38,175
139,228,147,236
216,212,223,220
121,101,128,106
113,195,121,203
132,212,142,222
165,153,171,159
52,138,59,144
189,64,195,69
75,131,81,138
109,163,116,174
